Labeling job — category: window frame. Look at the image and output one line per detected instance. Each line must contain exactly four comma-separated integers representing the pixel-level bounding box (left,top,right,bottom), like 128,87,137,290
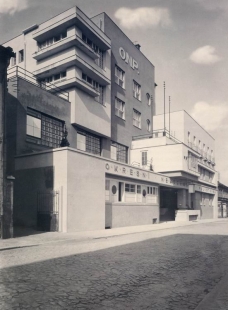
115,97,125,120
133,109,141,129
19,50,24,63
115,65,125,88
133,80,141,101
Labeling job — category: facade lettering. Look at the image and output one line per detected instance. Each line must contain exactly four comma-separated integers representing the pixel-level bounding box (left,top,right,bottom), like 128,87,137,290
119,47,139,70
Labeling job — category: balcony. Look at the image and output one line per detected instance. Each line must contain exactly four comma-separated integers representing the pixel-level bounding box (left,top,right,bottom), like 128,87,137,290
7,66,69,101
33,35,100,61
33,54,110,86
32,7,111,51
43,76,100,97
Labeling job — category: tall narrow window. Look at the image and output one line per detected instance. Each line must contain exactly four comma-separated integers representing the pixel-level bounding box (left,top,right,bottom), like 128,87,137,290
142,151,147,166
19,50,24,63
11,55,16,66
133,80,141,100
115,66,125,88
115,97,125,120
188,132,191,147
133,109,141,128
146,119,151,132
77,133,86,151
146,93,151,106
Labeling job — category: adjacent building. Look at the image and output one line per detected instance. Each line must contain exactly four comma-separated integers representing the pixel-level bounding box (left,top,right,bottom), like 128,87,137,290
131,111,218,221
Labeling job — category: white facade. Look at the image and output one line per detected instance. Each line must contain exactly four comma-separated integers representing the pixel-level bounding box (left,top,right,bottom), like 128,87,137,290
131,110,218,220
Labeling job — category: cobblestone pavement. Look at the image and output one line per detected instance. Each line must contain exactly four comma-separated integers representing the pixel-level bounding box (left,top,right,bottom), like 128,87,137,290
0,221,228,310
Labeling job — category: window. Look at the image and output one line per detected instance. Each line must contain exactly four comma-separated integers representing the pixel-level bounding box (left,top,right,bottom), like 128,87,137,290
38,32,67,50
188,132,191,146
137,185,141,194
11,55,16,66
105,179,110,201
77,133,86,151
115,66,125,88
146,93,151,106
40,71,66,85
27,115,41,138
26,109,64,148
19,50,24,63
82,34,104,68
188,152,198,172
147,119,151,132
133,80,141,100
125,184,135,192
133,109,141,128
142,151,147,166
82,73,104,104
77,130,101,156
115,97,125,119
111,142,128,163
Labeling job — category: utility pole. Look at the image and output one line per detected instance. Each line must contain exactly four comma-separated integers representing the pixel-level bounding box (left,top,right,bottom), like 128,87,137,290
163,81,166,136
0,45,15,239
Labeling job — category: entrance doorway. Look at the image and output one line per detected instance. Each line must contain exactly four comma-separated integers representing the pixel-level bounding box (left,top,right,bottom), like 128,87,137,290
160,187,177,221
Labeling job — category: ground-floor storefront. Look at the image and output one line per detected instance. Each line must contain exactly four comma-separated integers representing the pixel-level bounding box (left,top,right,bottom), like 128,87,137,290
13,148,218,233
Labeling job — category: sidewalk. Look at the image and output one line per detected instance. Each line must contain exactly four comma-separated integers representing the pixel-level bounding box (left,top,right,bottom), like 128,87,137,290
0,218,227,250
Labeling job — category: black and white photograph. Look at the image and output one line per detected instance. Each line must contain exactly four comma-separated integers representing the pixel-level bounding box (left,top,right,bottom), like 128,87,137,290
0,0,228,309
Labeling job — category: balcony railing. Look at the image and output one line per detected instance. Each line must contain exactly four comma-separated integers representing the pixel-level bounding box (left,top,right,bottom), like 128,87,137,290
7,66,69,101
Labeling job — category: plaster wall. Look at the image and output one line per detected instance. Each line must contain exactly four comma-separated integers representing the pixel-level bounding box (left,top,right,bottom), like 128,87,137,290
92,13,155,150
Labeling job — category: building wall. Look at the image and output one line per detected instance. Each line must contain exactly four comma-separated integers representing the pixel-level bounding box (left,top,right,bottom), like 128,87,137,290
153,111,215,158
6,77,72,175
66,149,105,232
92,13,155,150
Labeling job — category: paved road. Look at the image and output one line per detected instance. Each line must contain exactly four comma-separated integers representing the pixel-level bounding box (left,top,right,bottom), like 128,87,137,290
0,221,228,310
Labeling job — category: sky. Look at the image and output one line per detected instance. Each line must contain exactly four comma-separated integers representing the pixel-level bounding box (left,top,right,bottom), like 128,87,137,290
1,0,228,183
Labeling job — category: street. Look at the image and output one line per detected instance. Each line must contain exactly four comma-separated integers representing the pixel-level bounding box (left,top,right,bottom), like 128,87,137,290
0,220,228,310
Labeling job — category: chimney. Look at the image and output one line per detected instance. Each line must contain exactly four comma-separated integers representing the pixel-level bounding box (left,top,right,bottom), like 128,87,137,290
135,44,141,50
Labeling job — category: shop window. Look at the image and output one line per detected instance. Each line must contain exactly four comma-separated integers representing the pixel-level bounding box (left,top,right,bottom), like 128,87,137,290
26,109,64,148
133,109,141,128
125,184,135,192
115,65,125,88
115,97,125,120
133,80,141,100
19,50,24,63
111,141,128,163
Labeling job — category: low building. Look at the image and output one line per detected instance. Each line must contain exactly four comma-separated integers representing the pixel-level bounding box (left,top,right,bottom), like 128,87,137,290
131,110,218,221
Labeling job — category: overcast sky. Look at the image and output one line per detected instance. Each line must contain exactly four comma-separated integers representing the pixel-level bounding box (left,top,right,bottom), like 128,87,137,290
1,0,228,183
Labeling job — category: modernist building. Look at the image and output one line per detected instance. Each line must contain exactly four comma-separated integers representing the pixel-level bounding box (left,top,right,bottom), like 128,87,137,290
2,7,219,234
131,111,218,221
2,6,161,233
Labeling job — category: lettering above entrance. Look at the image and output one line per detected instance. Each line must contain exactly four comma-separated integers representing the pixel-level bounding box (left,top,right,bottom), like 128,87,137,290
119,47,139,70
